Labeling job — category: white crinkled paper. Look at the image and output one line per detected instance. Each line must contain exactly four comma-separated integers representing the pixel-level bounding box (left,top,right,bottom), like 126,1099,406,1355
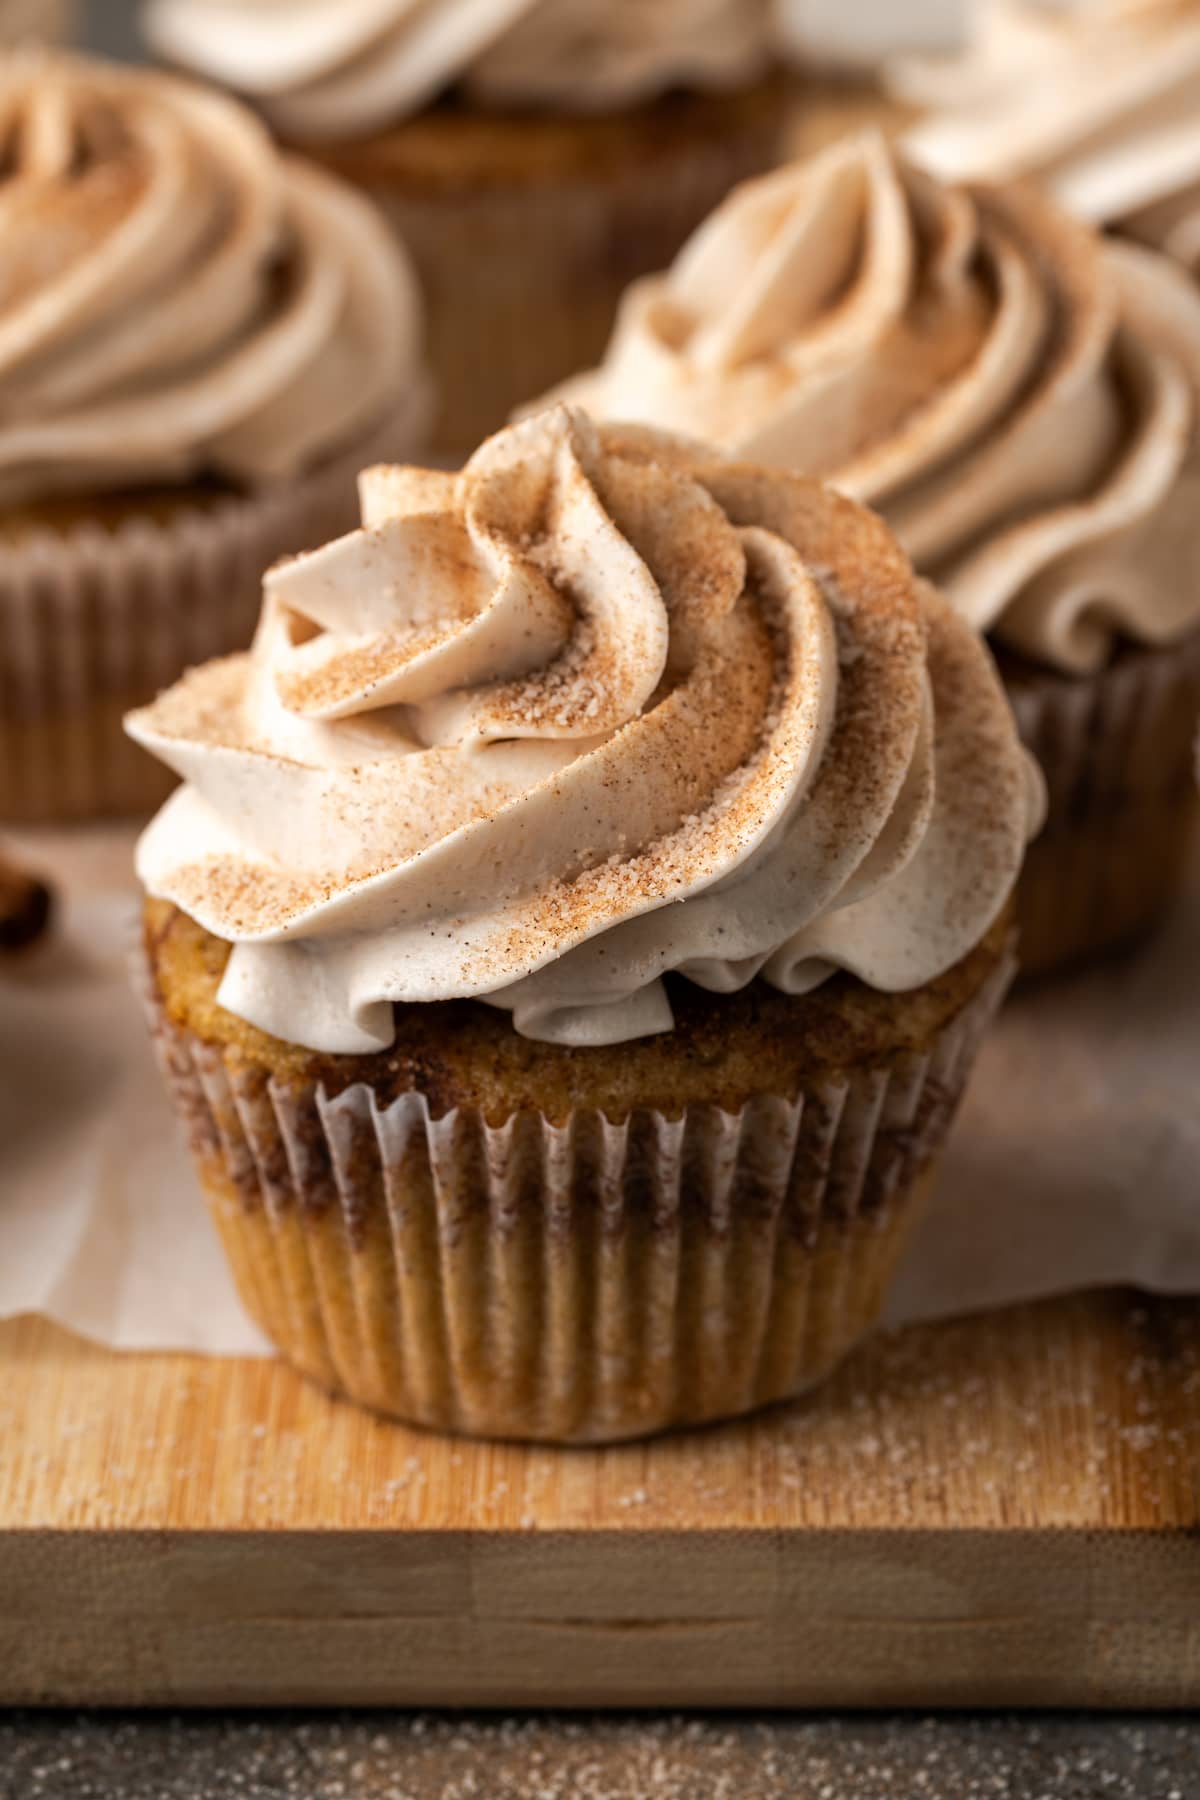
1,822,1197,1357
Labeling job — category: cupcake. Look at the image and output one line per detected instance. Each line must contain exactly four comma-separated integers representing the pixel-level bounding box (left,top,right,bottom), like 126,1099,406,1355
893,0,1200,277
0,52,429,823
143,0,790,454
544,134,1200,976
129,406,1040,1442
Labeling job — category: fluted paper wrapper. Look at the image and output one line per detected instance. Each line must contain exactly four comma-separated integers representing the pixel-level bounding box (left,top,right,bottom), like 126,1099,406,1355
346,109,785,457
139,944,1014,1443
1007,631,1200,979
0,389,430,824
5,829,1200,1409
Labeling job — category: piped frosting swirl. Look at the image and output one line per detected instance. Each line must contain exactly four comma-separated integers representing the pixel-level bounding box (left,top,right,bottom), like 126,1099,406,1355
547,132,1200,674
128,407,1041,1051
895,0,1200,276
144,0,775,143
0,53,425,503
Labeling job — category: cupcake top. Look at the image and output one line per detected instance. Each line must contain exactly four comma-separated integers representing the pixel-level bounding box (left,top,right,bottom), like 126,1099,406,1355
0,53,426,505
128,407,1041,1052
894,0,1200,275
144,0,776,143
548,132,1200,674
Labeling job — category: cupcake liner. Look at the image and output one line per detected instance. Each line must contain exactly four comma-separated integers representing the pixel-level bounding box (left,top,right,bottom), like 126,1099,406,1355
0,385,431,824
346,106,787,456
141,940,1015,1443
1006,631,1200,979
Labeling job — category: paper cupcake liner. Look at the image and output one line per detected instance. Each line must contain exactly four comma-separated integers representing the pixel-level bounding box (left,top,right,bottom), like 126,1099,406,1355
347,107,786,456
141,941,1014,1443
0,387,430,824
1006,631,1200,979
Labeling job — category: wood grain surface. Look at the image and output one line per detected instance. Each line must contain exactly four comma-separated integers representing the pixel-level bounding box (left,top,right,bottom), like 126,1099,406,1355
4,1293,1200,1708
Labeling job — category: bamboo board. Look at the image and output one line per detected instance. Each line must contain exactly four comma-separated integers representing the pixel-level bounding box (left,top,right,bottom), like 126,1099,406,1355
3,1291,1200,1708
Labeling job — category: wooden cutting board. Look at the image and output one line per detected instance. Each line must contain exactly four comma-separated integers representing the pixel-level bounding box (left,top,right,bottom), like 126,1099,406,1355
4,1290,1200,1709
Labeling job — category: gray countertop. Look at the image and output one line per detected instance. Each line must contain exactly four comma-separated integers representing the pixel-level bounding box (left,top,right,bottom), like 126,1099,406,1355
2,1714,1199,1799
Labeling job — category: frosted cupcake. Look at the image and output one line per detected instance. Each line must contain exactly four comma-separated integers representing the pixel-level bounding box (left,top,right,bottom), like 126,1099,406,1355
130,406,1040,1442
0,53,429,822
545,134,1200,976
143,0,789,453
894,0,1200,277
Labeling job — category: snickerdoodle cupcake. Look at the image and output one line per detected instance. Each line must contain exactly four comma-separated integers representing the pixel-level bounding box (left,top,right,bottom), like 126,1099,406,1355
545,133,1200,976
0,52,429,823
143,0,790,453
129,407,1040,1442
894,0,1200,278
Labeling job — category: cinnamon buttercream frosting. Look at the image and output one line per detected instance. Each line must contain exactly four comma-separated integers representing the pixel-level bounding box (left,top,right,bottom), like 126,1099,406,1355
546,132,1200,674
894,0,1200,275
127,406,1041,1051
144,0,775,142
0,53,425,504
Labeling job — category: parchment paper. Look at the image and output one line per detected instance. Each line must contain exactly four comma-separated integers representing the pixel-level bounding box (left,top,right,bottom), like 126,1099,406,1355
1,823,1197,1356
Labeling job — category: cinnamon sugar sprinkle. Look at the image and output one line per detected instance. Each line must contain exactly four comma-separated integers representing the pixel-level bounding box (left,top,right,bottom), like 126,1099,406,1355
131,409,1034,1026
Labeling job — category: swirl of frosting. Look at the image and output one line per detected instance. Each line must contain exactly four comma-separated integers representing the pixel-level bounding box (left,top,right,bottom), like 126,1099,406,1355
547,131,1200,674
0,53,425,504
144,0,774,143
127,406,1041,1051
894,0,1200,275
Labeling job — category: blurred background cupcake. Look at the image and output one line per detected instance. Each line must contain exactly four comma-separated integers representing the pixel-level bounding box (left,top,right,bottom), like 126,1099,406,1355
142,0,792,454
542,133,1200,977
894,0,1200,277
0,51,429,823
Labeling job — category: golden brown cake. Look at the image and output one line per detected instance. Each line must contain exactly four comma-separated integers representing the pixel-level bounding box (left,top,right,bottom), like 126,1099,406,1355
0,52,429,823
143,0,790,452
129,409,1041,1441
548,136,1200,976
142,897,1013,1441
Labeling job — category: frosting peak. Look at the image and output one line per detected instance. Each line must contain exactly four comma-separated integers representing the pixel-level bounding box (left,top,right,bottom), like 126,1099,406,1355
145,0,775,142
129,408,1040,1051
0,53,426,502
548,132,1200,674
